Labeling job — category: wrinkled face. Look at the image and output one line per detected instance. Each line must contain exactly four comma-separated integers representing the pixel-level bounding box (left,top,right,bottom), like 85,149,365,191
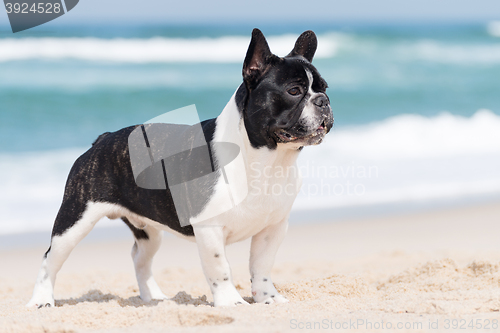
239,29,333,150
245,57,333,149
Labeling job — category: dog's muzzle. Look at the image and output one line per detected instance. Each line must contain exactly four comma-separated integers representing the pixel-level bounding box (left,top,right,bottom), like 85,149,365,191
275,96,333,146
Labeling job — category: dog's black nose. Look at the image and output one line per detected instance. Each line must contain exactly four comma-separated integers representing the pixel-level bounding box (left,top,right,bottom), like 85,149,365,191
313,95,329,108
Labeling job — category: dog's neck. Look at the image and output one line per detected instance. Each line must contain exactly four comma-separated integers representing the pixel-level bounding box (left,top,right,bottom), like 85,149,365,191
214,90,301,172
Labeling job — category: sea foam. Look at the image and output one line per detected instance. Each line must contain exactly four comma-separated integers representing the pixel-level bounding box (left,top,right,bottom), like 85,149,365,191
326,109,500,159
2,31,499,66
295,109,500,210
0,34,340,63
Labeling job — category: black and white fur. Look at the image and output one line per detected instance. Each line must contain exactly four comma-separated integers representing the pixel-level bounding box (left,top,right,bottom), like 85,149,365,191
27,29,333,308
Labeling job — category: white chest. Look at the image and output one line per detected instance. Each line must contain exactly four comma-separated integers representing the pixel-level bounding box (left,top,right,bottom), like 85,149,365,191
223,155,302,244
189,95,302,244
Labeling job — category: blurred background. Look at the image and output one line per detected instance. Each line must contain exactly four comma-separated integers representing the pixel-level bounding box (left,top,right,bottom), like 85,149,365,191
1,0,499,237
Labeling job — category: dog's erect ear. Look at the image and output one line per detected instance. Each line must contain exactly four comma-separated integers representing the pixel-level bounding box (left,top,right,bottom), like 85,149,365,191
243,29,274,86
287,30,317,62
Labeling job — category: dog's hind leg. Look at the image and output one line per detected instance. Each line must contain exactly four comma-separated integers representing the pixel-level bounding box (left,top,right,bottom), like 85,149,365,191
26,201,106,308
123,218,167,302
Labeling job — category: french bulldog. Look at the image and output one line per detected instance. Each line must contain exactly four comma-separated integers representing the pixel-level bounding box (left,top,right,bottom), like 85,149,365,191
27,28,333,308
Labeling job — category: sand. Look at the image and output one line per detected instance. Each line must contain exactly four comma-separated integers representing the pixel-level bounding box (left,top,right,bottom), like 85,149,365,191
1,202,500,332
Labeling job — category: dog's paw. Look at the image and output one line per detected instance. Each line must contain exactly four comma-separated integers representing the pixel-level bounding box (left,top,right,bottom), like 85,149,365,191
214,297,248,307
137,280,169,302
251,277,288,304
264,293,289,304
139,292,169,303
151,292,169,300
26,297,55,309
252,290,289,304
213,286,249,307
214,296,249,307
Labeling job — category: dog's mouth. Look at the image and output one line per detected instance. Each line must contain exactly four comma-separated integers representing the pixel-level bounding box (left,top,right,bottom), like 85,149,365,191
275,121,328,145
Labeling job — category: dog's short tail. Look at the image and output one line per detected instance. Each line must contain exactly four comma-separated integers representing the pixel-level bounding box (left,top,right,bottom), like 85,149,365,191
92,132,111,146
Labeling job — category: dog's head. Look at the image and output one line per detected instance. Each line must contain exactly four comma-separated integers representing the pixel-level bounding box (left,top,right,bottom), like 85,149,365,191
236,28,333,150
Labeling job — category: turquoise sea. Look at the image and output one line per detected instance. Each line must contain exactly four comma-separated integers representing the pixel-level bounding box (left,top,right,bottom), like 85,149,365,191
1,22,500,235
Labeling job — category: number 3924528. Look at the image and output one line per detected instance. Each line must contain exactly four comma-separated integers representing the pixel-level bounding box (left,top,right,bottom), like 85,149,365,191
5,2,62,14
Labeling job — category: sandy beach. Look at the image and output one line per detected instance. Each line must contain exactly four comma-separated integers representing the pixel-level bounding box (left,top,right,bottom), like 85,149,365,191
1,201,500,332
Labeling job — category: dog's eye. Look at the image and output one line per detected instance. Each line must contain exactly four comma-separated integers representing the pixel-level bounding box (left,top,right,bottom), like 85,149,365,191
288,87,301,96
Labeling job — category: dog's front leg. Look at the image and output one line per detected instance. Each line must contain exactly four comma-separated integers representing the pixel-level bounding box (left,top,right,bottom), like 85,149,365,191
193,225,248,307
250,217,289,304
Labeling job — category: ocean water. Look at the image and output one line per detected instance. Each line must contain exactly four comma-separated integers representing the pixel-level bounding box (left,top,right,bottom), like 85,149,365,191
1,22,500,235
